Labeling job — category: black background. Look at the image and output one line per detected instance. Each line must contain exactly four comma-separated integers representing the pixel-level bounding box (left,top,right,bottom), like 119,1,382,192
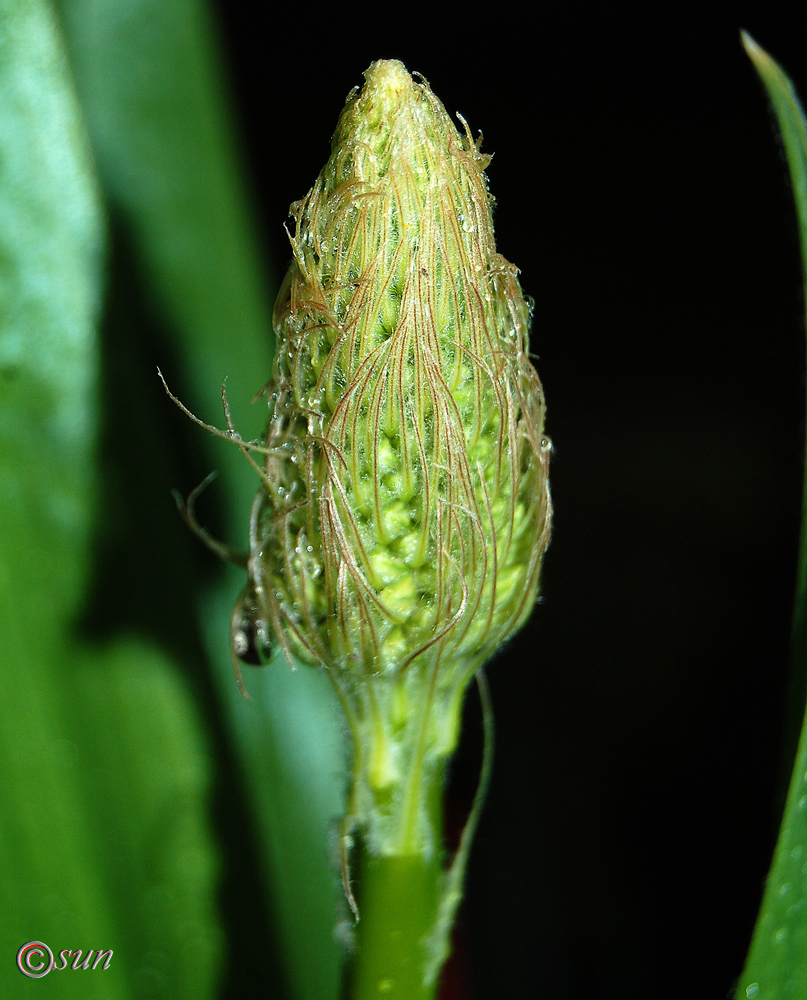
198,3,807,997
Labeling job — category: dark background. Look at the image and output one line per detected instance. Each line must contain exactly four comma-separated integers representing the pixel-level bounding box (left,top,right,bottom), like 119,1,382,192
199,3,807,997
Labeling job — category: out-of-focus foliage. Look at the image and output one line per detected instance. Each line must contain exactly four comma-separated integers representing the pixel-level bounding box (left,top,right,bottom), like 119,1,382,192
57,1,347,998
0,1,222,997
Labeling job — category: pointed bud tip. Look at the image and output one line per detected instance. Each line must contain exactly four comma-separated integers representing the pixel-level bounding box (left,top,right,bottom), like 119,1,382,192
363,59,414,95
352,59,419,127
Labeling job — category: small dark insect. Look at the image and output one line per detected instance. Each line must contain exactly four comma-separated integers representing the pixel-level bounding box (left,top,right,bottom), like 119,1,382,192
231,594,263,666
230,586,272,697
167,466,272,699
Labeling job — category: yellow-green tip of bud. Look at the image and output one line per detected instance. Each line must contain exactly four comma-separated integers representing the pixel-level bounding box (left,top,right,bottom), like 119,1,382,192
245,59,551,852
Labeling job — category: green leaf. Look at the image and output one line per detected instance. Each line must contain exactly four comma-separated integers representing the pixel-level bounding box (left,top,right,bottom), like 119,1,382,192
0,3,112,992
65,637,224,998
56,0,275,523
203,579,347,1000
0,2,221,996
738,31,807,1000
57,3,347,997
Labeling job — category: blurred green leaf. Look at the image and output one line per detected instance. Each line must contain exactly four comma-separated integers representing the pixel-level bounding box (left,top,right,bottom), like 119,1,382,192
56,3,347,998
56,0,275,518
65,636,223,997
203,577,348,1000
0,1,221,995
738,31,807,1000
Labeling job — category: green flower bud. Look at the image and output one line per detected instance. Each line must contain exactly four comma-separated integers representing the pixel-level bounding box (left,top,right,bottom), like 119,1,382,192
246,60,551,854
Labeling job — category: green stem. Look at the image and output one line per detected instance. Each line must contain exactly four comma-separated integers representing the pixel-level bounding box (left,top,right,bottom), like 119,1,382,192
344,766,445,1000
346,852,442,1000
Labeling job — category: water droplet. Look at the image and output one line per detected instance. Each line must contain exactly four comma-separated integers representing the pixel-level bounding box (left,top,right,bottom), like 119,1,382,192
307,545,314,553
799,795,807,810
746,985,760,999
775,926,788,943
377,981,394,994
780,882,792,897
791,845,804,861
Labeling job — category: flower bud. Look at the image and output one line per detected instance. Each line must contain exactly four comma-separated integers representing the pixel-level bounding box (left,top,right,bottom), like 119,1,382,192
247,60,551,853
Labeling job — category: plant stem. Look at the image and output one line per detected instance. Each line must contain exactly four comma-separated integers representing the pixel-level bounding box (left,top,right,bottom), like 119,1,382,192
346,851,442,1000
344,767,445,1000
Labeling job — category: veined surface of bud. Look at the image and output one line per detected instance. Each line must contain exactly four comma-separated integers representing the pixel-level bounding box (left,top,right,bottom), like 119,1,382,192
247,59,551,854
